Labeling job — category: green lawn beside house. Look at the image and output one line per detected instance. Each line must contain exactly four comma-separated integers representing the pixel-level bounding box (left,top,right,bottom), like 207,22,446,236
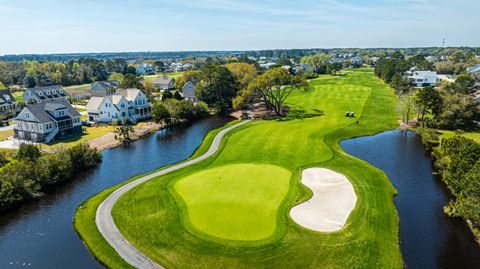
74,69,403,268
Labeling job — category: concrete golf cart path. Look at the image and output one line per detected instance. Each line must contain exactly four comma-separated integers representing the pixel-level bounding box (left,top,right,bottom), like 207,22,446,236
95,120,251,269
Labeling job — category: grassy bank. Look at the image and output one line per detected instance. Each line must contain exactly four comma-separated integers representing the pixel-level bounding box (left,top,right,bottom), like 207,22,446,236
75,69,403,268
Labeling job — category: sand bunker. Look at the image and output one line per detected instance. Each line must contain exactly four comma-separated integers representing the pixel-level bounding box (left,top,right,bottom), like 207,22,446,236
290,168,357,232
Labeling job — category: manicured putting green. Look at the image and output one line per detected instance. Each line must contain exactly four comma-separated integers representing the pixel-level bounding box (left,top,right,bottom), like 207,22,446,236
174,164,291,241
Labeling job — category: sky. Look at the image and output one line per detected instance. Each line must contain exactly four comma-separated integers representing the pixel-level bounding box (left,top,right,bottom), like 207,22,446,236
0,0,479,55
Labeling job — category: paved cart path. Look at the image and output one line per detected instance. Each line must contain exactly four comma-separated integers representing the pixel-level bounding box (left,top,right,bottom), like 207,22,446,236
95,120,250,269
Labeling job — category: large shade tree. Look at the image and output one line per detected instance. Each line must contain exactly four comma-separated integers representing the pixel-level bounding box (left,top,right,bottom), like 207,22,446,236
246,68,309,116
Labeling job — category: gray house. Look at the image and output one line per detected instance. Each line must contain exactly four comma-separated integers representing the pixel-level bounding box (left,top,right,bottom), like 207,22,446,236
14,101,82,143
0,90,20,119
182,81,197,102
90,80,119,96
153,75,175,90
22,85,69,104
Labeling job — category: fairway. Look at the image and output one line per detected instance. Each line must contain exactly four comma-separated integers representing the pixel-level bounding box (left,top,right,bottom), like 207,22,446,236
174,164,291,241
75,69,403,268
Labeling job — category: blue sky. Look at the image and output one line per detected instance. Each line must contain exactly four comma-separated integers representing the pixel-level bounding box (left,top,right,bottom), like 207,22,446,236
0,0,478,55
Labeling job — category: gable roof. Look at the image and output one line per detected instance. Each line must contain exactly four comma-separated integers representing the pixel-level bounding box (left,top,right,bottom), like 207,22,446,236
0,90,16,104
183,81,195,89
467,64,480,73
86,96,105,110
116,88,142,101
21,101,80,123
92,80,120,89
152,75,173,85
27,85,68,100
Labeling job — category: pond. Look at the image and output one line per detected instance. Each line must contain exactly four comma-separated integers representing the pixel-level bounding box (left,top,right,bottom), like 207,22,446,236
341,130,480,269
0,116,232,268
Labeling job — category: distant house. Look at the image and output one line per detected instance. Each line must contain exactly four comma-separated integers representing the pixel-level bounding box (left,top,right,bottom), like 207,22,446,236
293,64,314,74
425,56,438,63
86,88,151,123
90,80,120,96
472,90,480,104
153,75,175,90
136,63,154,75
0,90,21,119
259,62,277,69
351,56,363,66
22,85,69,104
182,81,197,102
467,64,480,78
405,70,438,87
329,58,344,64
14,101,82,143
370,56,380,65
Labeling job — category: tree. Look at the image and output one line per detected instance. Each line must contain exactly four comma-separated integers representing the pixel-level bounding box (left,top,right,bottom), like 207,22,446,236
327,62,342,75
196,65,238,112
161,90,173,101
174,70,202,90
415,87,443,127
16,144,41,162
116,124,134,143
0,81,5,90
121,74,141,89
436,94,480,131
142,79,155,100
400,94,415,125
173,91,183,100
454,74,476,95
300,54,331,73
152,101,171,125
390,73,410,94
108,72,124,83
246,68,309,116
224,62,257,90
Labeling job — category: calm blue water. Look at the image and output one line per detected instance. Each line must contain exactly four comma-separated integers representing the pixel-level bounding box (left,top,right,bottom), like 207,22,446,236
341,130,480,269
0,116,231,269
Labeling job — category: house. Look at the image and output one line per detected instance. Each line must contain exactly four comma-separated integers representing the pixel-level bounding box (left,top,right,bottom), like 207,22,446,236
0,90,20,119
136,63,154,75
472,90,480,104
182,81,197,102
467,64,480,78
405,70,438,87
425,56,438,62
370,56,380,65
351,56,363,66
90,80,120,96
22,85,69,104
329,58,344,64
153,75,175,90
259,62,277,69
86,88,151,123
13,101,82,143
293,64,314,74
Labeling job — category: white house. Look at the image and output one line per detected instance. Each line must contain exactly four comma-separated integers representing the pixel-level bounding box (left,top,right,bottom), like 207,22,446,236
86,88,151,124
405,70,438,87
22,85,69,104
182,81,197,102
14,101,82,143
351,56,363,66
136,63,154,75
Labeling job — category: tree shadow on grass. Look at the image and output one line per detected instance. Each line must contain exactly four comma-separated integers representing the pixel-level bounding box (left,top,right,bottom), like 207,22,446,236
276,109,325,122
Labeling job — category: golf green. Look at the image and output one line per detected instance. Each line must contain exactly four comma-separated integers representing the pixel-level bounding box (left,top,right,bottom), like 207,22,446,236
174,164,291,241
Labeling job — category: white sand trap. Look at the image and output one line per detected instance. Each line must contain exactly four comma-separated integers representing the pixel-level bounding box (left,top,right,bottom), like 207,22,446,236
290,168,357,232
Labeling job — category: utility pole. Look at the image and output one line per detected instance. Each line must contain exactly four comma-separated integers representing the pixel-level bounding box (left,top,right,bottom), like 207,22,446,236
442,38,446,48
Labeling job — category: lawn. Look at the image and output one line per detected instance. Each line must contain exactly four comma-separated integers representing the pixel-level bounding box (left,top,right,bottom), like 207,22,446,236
12,91,24,102
0,129,13,141
75,69,403,268
44,125,115,149
64,83,91,90
144,72,184,81
438,130,480,143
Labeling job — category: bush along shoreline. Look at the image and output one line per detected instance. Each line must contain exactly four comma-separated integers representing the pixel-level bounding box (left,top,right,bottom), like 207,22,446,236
0,143,102,213
416,129,480,244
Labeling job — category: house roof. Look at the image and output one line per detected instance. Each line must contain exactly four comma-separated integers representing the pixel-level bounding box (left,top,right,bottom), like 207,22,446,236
467,64,480,73
22,101,80,123
0,90,15,104
109,95,126,106
183,81,195,89
116,88,142,101
92,80,119,89
86,96,105,110
27,85,68,100
152,75,173,85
